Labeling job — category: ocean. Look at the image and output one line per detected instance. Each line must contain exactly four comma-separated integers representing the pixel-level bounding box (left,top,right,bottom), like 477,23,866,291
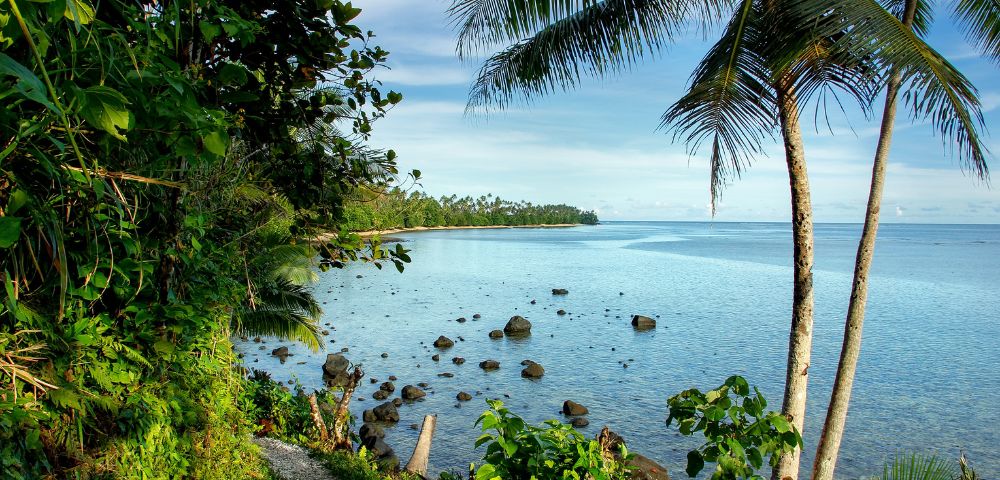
235,222,1000,478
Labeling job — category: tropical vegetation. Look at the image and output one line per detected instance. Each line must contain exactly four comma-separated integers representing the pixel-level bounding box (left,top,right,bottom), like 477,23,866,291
448,1,990,479
341,189,599,232
0,0,411,477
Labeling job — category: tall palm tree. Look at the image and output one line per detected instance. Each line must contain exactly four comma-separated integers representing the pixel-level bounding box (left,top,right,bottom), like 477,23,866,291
812,1,992,479
450,1,987,479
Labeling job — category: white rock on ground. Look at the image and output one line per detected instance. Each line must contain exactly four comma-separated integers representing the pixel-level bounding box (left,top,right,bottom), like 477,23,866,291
252,436,333,480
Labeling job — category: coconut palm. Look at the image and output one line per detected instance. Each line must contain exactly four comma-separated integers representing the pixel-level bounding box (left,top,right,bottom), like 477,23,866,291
450,1,987,479
812,2,992,479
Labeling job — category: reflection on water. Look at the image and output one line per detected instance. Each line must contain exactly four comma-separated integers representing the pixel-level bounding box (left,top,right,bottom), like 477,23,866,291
235,222,1000,479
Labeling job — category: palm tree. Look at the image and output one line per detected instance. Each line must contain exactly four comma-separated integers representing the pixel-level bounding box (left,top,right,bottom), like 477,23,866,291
450,1,987,479
812,2,992,479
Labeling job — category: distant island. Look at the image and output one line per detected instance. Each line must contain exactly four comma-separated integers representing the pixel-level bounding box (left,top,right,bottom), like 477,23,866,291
339,189,599,232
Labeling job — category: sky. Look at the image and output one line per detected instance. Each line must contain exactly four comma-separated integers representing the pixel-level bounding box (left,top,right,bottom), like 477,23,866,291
348,0,1000,223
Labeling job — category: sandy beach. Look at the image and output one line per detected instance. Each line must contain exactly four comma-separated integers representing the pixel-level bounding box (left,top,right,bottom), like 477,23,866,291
317,223,581,241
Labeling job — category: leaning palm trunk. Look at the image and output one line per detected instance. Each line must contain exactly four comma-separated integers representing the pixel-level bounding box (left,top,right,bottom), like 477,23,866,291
773,80,815,480
811,3,919,479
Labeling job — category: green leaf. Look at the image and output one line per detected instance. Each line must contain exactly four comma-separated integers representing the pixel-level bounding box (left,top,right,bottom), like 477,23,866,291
770,415,791,433
64,0,95,26
686,450,705,478
0,217,22,248
0,53,56,111
7,190,29,214
203,129,229,156
153,339,175,355
78,86,132,140
217,63,248,86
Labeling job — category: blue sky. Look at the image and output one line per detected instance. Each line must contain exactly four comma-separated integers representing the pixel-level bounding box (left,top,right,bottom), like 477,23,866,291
351,0,1000,223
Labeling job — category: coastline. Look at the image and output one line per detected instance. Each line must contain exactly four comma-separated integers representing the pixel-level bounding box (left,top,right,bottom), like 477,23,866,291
318,223,582,241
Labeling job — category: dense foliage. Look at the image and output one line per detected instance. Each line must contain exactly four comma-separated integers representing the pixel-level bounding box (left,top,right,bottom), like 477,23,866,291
666,376,802,480
341,190,599,231
472,399,629,480
0,0,409,477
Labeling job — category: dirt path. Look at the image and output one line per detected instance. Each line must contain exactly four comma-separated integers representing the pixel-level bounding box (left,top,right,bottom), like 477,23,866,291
253,437,333,480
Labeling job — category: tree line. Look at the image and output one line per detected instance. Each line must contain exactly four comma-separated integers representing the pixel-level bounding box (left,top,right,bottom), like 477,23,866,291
340,190,599,231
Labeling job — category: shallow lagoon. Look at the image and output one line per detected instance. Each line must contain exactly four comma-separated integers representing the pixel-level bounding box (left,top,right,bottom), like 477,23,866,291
235,222,1000,478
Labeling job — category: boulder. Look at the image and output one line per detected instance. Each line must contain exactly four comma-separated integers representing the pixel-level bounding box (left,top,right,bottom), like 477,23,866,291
359,423,384,441
322,354,351,387
432,354,440,361
552,288,569,295
479,360,500,371
456,392,473,401
452,357,466,365
521,363,545,378
392,398,403,407
372,389,389,401
520,359,537,366
372,401,399,422
362,409,376,422
631,315,656,330
433,336,454,348
503,316,532,336
562,400,589,416
379,381,395,393
271,346,289,357
472,314,482,319
401,385,426,400
627,454,671,480
571,417,590,428
488,330,504,339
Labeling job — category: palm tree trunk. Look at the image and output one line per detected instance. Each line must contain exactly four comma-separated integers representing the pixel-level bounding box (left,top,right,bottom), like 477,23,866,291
811,3,917,479
772,80,815,480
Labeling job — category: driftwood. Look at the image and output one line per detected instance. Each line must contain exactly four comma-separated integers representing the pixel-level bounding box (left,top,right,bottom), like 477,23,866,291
404,414,437,477
330,366,364,451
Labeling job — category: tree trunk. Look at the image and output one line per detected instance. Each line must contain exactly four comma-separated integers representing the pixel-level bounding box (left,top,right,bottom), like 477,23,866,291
811,3,917,480
772,80,815,480
308,393,330,444
404,414,437,477
330,366,364,451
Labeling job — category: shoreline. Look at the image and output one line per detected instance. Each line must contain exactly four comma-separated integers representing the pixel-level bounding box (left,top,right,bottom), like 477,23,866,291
318,223,582,241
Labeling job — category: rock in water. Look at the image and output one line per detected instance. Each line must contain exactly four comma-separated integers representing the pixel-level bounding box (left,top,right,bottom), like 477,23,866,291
452,357,466,365
271,346,289,357
322,353,351,387
627,454,670,480
488,330,504,339
631,315,656,330
456,317,467,323
372,401,399,422
456,392,473,401
433,335,455,348
552,288,569,295
521,363,545,378
359,423,384,441
562,400,589,416
379,381,395,393
431,354,440,361
571,417,590,428
401,385,426,400
372,389,389,400
472,314,482,319
503,316,532,336
479,360,500,371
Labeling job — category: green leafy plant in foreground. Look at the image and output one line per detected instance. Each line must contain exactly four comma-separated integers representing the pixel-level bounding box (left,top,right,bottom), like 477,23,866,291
667,376,801,479
473,399,629,480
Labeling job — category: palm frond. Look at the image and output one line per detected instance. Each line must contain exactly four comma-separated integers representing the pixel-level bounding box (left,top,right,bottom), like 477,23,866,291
954,0,1000,63
235,279,322,351
465,0,701,113
252,244,319,285
452,0,595,57
810,0,990,179
882,0,935,37
878,452,957,480
660,0,776,214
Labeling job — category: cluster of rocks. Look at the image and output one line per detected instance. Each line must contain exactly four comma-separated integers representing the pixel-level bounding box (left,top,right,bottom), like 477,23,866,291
358,423,398,469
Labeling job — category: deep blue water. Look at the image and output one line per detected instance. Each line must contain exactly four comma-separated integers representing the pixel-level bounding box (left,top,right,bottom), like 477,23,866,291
236,222,1000,478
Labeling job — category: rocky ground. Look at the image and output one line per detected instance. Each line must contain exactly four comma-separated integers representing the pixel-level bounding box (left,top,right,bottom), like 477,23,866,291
252,436,333,480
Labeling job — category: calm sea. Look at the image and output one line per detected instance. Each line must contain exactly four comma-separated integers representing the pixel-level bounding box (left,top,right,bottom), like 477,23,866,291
236,222,1000,478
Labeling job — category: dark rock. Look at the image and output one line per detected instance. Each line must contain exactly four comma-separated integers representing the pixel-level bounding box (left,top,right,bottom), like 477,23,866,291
401,385,426,400
370,378,378,384
417,382,429,388
571,417,590,428
433,336,455,348
379,382,395,393
388,375,397,381
562,400,589,416
520,359,536,366
557,309,567,315
438,372,454,378
362,409,376,422
530,299,537,304
456,317,467,323
372,401,399,422
452,357,466,365
479,360,500,371
457,392,473,401
521,363,545,378
271,346,289,356
627,454,670,480
381,352,389,358
372,389,390,400
631,315,656,330
253,337,262,343
392,398,403,407
472,314,481,319
432,354,440,361
503,316,532,336
552,288,569,295
322,354,351,387
359,423,384,441
489,330,504,339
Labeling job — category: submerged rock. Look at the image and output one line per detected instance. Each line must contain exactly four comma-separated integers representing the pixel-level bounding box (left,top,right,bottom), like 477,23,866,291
557,309,567,316
479,360,500,371
271,346,289,357
372,401,399,422
433,336,455,348
552,288,569,295
379,381,395,393
488,330,504,339
457,392,473,401
521,363,545,378
503,316,532,336
372,389,389,400
631,315,656,330
452,357,466,365
571,417,590,428
401,385,426,400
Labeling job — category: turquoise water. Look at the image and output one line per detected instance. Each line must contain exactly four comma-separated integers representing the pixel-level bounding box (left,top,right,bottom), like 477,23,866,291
236,222,1000,478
